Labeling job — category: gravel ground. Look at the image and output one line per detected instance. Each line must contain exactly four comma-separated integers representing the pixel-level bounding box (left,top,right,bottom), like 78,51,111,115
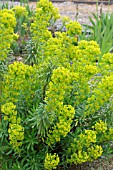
29,1,113,25
1,1,113,25
52,2,113,24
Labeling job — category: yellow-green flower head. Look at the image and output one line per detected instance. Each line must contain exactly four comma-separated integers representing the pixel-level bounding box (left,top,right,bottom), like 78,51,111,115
79,130,96,146
66,21,82,36
12,6,28,18
2,62,37,104
13,33,19,40
88,145,103,160
8,61,34,77
78,40,101,62
1,102,16,115
83,65,99,76
69,150,90,164
44,153,60,170
47,105,75,145
37,0,60,20
1,102,17,121
61,16,71,23
85,74,113,116
101,53,113,65
99,53,113,75
1,102,24,152
0,9,16,28
1,8,14,15
1,102,21,124
94,120,107,133
8,123,24,151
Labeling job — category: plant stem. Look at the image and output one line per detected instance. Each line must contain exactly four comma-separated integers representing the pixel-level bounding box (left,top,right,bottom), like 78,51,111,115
76,4,78,21
96,0,99,17
108,0,110,12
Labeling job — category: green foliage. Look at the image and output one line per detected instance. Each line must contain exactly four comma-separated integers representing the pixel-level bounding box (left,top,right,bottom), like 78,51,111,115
1,0,113,169
81,12,113,59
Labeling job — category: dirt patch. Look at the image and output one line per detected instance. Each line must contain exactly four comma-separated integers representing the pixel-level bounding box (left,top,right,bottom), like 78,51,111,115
69,156,113,170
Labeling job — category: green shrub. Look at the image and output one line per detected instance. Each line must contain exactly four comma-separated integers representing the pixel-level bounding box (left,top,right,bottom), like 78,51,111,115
1,0,113,169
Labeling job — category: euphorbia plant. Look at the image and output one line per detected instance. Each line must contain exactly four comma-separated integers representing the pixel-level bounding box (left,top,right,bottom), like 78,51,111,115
1,0,113,169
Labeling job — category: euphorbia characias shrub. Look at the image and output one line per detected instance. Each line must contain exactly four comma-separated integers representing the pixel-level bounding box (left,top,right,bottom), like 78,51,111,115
1,0,113,169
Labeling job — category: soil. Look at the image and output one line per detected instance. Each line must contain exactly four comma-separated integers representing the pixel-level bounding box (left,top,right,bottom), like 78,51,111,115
69,156,113,170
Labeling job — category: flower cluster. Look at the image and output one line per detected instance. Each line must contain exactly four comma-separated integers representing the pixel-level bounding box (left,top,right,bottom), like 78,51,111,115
0,9,16,61
44,153,60,170
76,40,101,64
36,0,60,22
68,150,89,164
96,127,113,143
1,102,24,151
45,67,75,145
12,6,28,18
1,102,17,123
44,35,69,66
1,62,37,105
31,0,60,62
67,130,103,164
44,31,78,67
45,67,73,114
99,53,113,75
66,21,82,36
93,120,107,133
0,9,16,28
8,123,24,151
88,145,103,161
85,74,113,116
47,105,75,145
79,130,97,147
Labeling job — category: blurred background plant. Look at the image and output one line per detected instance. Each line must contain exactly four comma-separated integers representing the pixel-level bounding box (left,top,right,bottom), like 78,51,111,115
0,0,35,61
80,10,113,61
